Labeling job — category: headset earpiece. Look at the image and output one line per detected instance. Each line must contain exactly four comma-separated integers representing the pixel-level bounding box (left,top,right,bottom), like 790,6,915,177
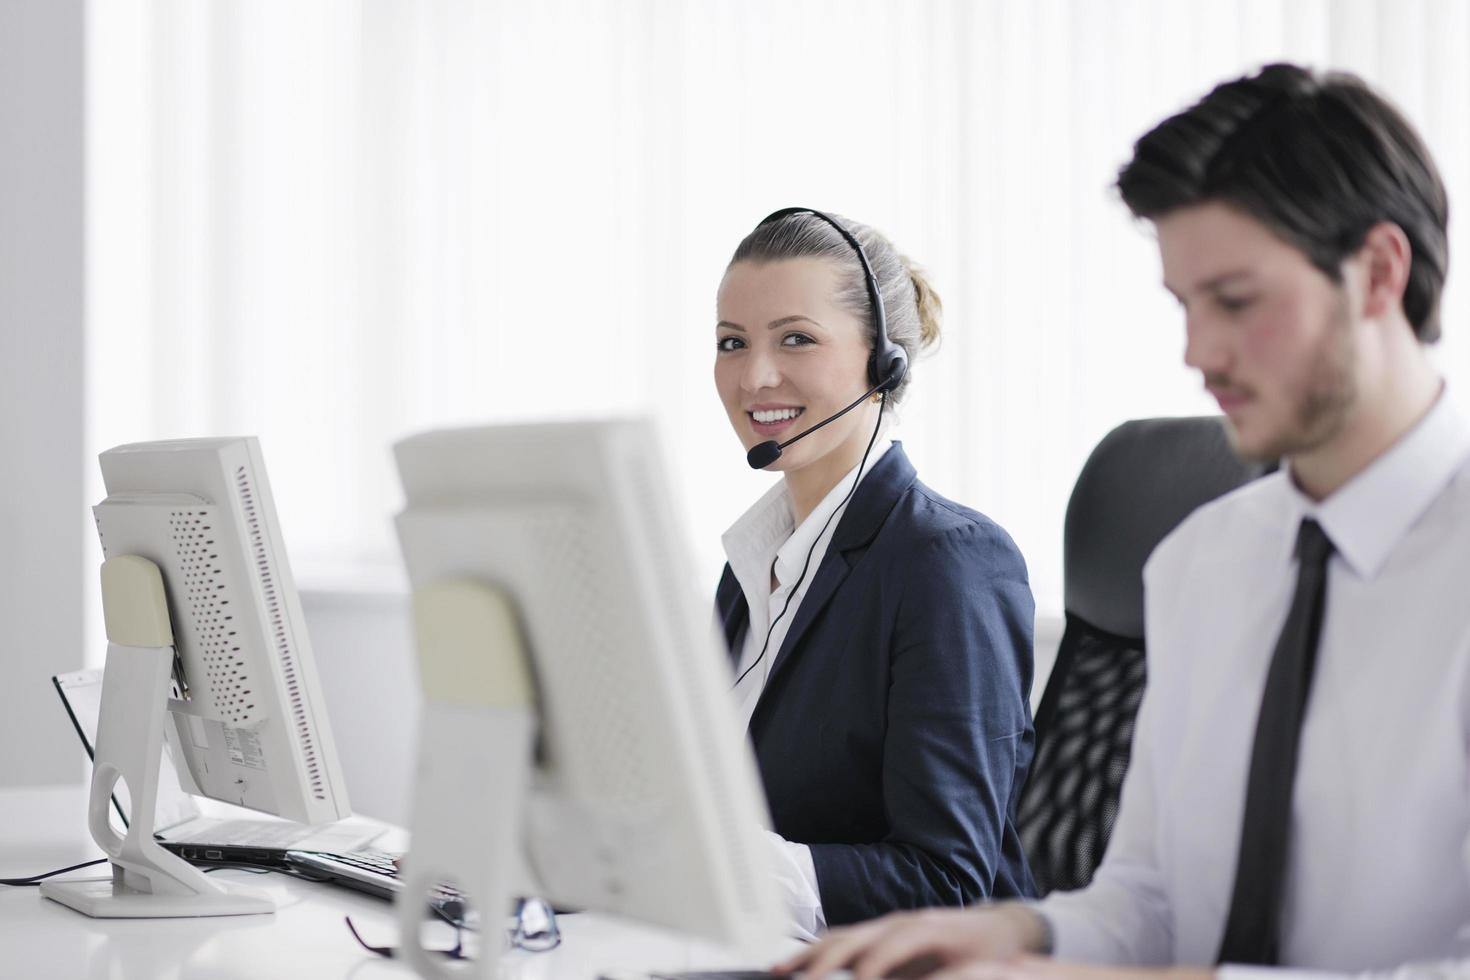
871,337,908,393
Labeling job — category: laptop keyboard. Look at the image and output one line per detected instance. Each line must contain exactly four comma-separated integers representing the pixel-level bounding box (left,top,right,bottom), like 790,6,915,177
325,848,399,876
286,848,464,910
168,819,314,847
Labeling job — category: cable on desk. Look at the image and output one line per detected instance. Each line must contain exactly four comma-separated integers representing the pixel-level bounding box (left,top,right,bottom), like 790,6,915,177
200,862,331,883
2,858,333,888
0,858,108,885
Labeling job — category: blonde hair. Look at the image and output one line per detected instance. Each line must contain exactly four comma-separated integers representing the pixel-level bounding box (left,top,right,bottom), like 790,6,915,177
728,212,942,403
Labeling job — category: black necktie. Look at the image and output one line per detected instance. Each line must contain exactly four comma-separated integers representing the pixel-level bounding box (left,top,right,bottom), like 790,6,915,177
1217,518,1335,965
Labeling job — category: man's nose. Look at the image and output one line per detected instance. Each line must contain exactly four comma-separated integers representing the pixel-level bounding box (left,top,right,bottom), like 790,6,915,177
1183,315,1232,377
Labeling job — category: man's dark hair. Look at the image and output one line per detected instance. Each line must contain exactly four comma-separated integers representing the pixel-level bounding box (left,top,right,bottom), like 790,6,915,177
1117,63,1450,341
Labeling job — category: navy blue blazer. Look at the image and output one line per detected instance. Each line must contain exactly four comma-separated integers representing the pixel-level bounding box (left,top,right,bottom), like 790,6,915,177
716,443,1036,924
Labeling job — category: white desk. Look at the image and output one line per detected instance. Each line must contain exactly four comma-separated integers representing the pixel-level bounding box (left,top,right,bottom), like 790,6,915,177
1,785,792,979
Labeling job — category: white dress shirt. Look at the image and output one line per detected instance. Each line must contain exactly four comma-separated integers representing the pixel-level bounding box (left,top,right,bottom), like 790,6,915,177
1037,389,1470,978
721,437,892,941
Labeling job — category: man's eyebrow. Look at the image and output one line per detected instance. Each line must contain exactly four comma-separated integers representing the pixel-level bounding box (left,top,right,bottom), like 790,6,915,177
1194,269,1255,292
1164,269,1255,302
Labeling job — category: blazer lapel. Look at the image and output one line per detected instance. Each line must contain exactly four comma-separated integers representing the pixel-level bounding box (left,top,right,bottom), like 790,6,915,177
714,562,748,665
717,567,752,667
753,444,918,709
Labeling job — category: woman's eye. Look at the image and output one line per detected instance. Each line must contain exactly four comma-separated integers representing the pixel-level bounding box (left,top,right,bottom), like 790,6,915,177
781,333,815,347
717,336,744,352
1217,295,1256,315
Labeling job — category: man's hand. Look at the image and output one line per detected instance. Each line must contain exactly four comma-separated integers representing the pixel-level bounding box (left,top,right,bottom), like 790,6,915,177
918,959,1213,980
772,903,1050,980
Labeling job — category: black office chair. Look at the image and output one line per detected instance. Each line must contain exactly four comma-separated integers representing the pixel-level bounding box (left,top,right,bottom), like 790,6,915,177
1017,417,1266,896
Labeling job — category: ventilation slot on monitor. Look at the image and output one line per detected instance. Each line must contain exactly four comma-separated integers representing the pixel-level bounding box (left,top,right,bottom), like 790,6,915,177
235,467,325,800
170,509,255,725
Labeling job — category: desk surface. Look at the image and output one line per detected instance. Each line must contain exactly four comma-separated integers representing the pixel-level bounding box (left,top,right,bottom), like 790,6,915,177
1,785,789,979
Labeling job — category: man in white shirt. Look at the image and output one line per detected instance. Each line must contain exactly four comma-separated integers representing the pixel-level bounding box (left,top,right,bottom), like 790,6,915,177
782,62,1469,980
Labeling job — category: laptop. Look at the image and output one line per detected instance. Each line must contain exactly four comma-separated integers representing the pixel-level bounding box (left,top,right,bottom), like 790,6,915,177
52,669,387,864
52,669,544,932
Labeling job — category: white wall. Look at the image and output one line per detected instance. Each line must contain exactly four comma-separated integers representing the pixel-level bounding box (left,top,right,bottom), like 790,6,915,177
84,3,1470,626
0,0,87,787
298,590,418,826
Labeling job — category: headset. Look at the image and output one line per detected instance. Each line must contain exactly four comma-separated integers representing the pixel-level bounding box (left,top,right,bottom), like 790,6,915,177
731,206,900,692
743,207,909,471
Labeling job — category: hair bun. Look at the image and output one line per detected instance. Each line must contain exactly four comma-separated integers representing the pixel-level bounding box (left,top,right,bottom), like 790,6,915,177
901,254,943,352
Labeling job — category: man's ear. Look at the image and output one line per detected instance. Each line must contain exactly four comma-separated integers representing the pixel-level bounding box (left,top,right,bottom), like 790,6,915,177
1355,222,1412,321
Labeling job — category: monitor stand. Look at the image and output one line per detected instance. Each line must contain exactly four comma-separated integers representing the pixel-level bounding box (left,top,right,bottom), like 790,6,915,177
394,577,537,980
40,555,274,918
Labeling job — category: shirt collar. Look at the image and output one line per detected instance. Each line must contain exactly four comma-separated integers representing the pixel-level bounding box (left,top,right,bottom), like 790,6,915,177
773,438,893,588
1282,385,1470,579
721,437,893,602
721,477,793,610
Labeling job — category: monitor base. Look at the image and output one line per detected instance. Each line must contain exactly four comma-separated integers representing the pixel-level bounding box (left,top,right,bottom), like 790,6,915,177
41,874,273,918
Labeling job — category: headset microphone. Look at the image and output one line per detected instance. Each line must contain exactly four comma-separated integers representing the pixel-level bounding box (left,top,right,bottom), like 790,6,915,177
733,387,890,690
745,378,888,470
745,441,783,471
744,206,909,471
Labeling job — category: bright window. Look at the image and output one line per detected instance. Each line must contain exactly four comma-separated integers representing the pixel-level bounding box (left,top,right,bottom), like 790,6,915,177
88,0,1470,620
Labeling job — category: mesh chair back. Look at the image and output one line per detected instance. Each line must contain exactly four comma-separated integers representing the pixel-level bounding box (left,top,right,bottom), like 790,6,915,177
1018,417,1264,895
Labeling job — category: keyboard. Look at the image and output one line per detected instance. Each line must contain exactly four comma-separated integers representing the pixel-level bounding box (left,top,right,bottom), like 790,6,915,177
285,849,560,949
298,847,400,881
285,848,463,915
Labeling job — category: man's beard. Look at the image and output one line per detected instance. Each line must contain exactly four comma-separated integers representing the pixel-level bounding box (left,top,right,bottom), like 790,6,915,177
1219,293,1358,463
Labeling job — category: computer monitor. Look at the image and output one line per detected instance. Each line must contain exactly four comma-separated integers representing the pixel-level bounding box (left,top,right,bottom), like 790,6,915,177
391,419,786,975
41,437,351,918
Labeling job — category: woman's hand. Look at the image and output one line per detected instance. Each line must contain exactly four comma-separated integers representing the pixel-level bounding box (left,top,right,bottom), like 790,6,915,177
772,903,1050,980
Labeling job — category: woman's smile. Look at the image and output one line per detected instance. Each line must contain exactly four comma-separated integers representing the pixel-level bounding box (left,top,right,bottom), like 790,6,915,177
748,404,806,438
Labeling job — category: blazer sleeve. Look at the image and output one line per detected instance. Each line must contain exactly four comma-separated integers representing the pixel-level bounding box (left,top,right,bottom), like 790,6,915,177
809,519,1036,923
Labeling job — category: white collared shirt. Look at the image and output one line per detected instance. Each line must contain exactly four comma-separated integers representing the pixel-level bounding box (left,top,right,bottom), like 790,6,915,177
721,437,893,941
1036,389,1470,978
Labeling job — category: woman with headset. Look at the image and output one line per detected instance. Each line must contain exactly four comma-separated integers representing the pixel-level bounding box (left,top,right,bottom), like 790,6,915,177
714,208,1037,938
